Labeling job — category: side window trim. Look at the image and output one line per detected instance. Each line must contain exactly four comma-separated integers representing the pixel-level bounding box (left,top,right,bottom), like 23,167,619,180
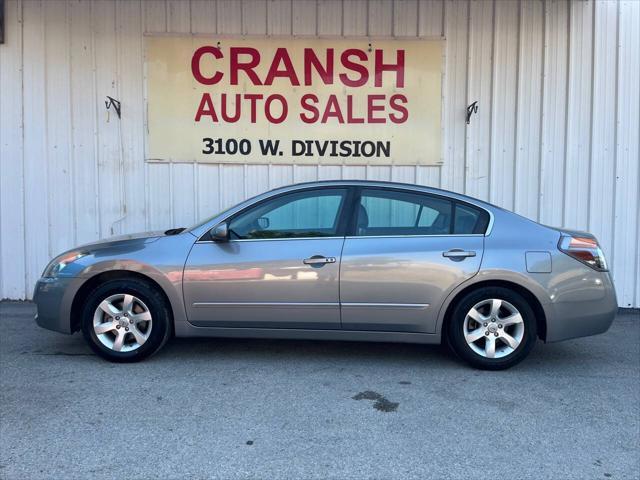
196,185,492,242
344,186,363,237
336,186,358,237
347,186,491,237
226,187,351,241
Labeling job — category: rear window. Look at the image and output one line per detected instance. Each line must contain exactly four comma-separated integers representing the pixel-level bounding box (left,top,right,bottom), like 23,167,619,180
453,203,490,234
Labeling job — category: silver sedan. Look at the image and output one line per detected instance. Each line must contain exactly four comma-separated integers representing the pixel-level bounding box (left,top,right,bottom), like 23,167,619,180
33,181,617,369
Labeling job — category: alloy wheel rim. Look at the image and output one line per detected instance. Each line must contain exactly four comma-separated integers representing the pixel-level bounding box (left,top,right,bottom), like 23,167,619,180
92,294,152,352
463,298,525,359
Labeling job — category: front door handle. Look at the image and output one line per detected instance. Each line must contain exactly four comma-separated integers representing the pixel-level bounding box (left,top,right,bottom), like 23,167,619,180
303,255,336,265
443,249,476,259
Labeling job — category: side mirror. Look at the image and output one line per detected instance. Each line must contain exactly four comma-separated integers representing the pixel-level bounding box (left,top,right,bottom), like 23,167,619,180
210,223,229,242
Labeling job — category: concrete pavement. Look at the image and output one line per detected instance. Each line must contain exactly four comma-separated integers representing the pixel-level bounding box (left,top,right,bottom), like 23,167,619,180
1,302,638,479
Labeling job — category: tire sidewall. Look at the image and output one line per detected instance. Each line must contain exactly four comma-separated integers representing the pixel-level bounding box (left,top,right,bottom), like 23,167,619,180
81,279,171,362
448,287,537,370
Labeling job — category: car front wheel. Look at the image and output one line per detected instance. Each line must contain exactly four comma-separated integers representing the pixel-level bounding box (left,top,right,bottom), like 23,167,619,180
81,278,172,362
447,287,537,370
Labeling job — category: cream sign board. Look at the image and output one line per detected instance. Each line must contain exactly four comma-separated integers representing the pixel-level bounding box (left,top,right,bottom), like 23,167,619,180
145,36,443,165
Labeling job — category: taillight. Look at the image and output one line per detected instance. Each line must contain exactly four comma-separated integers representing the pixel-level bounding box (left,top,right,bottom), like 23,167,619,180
558,235,608,271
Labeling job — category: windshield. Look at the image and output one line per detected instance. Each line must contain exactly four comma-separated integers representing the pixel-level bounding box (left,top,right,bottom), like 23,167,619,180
186,204,238,232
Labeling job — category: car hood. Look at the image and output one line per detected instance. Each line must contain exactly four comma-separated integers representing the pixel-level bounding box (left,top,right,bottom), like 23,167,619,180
75,230,166,252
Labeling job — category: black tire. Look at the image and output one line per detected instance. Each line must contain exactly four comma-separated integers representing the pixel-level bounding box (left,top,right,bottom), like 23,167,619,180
81,278,172,362
447,287,537,370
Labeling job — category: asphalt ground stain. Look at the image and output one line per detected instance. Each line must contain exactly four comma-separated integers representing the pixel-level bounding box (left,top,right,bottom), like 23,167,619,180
352,390,399,412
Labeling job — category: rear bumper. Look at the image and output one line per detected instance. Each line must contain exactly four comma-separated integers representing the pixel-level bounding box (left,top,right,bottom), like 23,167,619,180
545,271,617,343
33,277,79,334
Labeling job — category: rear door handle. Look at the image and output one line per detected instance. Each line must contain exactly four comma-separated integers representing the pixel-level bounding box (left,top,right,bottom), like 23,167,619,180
303,255,336,265
443,249,476,259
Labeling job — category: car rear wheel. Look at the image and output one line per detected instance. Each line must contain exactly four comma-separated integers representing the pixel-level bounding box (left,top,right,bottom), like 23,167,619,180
81,278,172,362
447,287,537,370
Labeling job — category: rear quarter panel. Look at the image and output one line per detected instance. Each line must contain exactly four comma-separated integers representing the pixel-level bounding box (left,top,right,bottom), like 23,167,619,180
436,208,617,342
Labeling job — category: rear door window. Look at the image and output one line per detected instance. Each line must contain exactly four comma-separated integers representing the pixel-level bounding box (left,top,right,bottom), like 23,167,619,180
453,203,490,234
356,189,453,236
355,188,490,236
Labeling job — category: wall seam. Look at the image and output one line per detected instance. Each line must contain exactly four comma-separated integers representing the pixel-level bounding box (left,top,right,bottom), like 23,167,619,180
610,0,620,269
512,0,522,212
19,0,27,297
141,0,150,230
43,0,52,257
587,0,596,233
488,0,496,202
536,0,546,223
90,0,101,238
561,0,571,227
113,0,126,236
67,0,77,247
462,0,471,195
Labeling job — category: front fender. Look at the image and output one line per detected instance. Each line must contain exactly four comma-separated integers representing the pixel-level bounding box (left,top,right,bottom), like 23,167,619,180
76,260,189,329
65,233,196,332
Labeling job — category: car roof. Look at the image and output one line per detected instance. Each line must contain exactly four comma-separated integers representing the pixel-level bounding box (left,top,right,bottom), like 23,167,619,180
188,179,515,238
264,180,499,211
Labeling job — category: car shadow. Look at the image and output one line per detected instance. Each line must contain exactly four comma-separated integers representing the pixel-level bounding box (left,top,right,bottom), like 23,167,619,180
157,335,590,373
21,321,607,373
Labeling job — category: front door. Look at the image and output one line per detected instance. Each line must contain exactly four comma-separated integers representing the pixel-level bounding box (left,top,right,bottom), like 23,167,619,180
340,188,486,333
183,188,349,329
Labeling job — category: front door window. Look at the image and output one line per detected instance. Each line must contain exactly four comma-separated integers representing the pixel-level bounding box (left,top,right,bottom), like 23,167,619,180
228,189,348,239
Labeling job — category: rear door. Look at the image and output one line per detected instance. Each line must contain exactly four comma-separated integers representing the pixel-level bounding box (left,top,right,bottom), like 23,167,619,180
339,188,487,333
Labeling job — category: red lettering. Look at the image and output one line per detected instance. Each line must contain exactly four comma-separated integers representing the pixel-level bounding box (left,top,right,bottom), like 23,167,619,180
221,93,241,123
300,94,320,123
264,48,300,86
321,95,345,123
346,96,365,123
194,93,218,122
374,49,405,88
389,94,408,123
244,93,263,123
230,47,262,85
339,49,369,87
367,94,386,123
191,46,223,85
304,48,334,86
265,94,288,123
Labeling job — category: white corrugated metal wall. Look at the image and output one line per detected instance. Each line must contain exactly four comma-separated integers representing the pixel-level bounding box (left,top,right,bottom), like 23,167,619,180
1,0,639,306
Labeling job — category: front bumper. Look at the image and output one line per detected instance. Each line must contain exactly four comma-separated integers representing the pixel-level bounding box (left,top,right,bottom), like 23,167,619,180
33,277,79,334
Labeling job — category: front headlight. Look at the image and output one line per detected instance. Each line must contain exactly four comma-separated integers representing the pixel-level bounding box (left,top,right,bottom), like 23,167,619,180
42,251,87,278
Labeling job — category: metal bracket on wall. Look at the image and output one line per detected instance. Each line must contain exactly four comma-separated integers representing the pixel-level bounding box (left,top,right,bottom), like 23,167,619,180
105,96,121,119
466,101,478,125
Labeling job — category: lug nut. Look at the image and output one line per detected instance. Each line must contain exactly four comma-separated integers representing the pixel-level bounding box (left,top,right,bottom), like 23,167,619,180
124,313,128,317
485,331,489,336
116,325,121,329
115,316,120,320
483,322,488,327
129,319,133,324
498,324,503,329
494,332,499,337
125,327,129,331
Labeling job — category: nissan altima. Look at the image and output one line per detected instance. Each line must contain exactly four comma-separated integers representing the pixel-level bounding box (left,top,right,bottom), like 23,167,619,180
34,181,617,369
